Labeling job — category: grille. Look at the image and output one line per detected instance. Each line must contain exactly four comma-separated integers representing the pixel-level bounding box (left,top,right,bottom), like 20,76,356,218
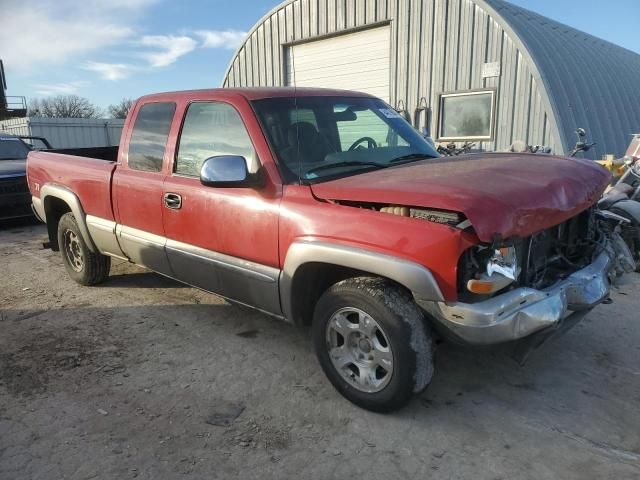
0,177,29,195
518,209,597,290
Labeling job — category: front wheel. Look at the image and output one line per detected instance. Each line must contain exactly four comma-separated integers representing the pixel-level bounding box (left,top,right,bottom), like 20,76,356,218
57,212,111,285
312,277,434,412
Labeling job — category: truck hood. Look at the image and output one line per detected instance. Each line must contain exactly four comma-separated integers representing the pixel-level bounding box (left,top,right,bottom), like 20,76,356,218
310,153,611,242
0,159,26,179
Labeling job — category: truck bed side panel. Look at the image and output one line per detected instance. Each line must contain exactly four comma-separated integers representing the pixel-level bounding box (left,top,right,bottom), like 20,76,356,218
27,151,117,221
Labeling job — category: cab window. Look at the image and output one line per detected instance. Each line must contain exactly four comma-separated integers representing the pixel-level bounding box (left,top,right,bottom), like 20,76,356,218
175,102,257,177
128,102,176,172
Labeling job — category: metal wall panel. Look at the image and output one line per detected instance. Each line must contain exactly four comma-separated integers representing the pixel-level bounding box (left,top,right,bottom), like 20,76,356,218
0,117,124,148
222,0,640,155
0,117,31,137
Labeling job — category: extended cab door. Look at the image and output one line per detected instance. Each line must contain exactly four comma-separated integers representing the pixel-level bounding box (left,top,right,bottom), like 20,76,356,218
161,99,282,315
112,101,176,275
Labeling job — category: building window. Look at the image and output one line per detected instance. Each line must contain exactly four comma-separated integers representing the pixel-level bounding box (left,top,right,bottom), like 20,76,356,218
175,102,257,177
128,102,176,172
437,90,495,141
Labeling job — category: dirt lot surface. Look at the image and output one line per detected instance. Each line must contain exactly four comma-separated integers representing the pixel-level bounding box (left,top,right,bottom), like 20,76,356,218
1,220,640,479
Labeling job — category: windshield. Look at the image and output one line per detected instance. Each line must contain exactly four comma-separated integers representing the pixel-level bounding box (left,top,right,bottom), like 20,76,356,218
252,96,439,183
0,137,30,160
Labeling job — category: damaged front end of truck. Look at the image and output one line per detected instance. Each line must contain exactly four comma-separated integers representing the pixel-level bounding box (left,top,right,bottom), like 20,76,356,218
420,206,635,363
310,153,634,361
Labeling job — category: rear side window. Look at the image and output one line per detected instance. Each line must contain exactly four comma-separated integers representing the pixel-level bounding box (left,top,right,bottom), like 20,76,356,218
175,102,257,177
128,102,176,172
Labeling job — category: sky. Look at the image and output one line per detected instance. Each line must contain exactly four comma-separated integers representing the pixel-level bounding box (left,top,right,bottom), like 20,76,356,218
1,0,638,113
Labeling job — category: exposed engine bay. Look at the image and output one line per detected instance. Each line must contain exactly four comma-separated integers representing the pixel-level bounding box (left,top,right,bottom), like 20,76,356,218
331,199,470,228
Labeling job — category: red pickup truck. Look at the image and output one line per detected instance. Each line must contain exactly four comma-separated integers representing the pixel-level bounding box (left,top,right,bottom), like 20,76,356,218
27,88,623,412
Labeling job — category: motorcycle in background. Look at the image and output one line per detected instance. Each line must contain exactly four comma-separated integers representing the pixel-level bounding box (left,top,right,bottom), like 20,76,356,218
598,135,640,270
567,128,640,271
568,128,597,157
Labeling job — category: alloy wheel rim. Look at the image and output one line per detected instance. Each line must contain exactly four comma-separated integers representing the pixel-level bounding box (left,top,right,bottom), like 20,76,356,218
63,230,84,272
325,307,394,393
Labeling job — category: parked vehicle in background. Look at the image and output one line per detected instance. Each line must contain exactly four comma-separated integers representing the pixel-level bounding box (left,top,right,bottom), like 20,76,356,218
599,134,640,270
0,134,50,220
26,88,633,412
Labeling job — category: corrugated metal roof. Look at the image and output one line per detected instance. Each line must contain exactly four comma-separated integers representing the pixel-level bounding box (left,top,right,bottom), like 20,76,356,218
483,0,640,158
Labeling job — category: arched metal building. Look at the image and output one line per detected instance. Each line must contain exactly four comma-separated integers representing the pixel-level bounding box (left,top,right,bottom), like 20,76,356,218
223,0,640,158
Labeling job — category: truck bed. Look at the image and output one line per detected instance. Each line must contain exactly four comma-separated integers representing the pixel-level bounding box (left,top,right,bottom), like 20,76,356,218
27,150,118,222
47,146,119,162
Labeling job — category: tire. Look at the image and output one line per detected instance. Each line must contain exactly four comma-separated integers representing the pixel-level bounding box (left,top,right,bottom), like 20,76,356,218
57,212,110,285
312,277,434,413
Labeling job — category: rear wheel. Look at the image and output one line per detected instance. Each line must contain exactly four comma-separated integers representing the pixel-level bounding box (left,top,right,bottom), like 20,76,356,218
57,213,110,285
312,277,434,412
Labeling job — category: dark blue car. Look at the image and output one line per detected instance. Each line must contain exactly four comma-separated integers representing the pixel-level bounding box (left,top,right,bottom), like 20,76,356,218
0,134,50,220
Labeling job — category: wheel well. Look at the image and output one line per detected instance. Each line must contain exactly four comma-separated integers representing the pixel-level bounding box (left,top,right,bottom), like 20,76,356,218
44,197,71,251
289,263,406,326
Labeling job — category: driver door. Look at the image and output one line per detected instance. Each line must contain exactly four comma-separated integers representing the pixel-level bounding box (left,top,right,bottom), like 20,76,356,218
161,100,281,315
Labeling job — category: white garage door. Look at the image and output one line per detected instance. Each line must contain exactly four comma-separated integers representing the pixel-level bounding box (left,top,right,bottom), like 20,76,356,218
286,26,391,103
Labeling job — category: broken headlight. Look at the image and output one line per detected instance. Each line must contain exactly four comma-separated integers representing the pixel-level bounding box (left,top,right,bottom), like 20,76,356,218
487,246,520,281
465,246,520,295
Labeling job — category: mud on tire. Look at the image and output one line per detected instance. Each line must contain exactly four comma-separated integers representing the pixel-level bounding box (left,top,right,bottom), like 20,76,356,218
57,212,110,286
312,276,434,412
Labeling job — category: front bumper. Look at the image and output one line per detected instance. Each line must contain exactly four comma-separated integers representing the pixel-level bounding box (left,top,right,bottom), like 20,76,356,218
418,249,612,345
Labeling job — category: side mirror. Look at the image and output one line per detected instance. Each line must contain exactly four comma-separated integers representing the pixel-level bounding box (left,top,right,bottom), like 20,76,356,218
200,155,258,188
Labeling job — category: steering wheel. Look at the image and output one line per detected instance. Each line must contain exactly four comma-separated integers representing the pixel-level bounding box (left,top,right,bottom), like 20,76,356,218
349,137,378,151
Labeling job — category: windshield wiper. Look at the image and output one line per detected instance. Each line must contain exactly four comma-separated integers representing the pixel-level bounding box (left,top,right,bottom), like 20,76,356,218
389,153,434,164
303,161,387,178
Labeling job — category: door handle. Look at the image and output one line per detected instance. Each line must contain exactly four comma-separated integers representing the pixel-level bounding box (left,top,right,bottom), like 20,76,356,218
164,193,182,210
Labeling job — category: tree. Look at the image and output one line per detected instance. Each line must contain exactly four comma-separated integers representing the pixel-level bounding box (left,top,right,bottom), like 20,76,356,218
107,98,134,119
27,95,101,118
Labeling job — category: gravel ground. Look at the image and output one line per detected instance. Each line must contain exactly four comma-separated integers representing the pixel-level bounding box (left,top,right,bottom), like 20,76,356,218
1,219,640,480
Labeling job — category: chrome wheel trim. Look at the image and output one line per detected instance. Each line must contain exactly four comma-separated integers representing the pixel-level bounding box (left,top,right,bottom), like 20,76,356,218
63,230,84,272
325,307,394,393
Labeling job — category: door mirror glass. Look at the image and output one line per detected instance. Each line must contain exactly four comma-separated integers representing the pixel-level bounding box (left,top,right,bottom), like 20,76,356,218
200,155,249,187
